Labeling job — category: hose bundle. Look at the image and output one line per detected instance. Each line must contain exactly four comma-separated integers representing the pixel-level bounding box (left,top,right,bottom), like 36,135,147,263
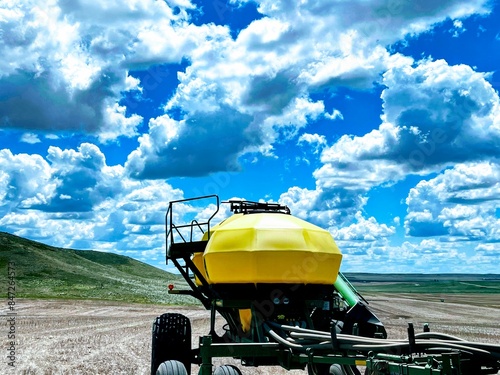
263,321,500,364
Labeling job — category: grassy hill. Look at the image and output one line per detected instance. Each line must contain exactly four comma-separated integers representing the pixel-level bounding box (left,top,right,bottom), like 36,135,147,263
0,232,194,304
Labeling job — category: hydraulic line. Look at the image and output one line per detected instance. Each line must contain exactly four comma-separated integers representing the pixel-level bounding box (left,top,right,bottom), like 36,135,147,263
352,341,491,356
289,331,389,344
262,323,304,350
279,323,500,354
263,321,500,365
333,274,359,307
415,332,466,341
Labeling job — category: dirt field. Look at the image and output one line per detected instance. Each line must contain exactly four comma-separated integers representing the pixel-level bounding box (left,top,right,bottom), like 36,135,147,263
1,295,499,374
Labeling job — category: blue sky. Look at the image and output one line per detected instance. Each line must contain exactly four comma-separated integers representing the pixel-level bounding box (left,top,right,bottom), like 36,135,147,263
1,0,500,274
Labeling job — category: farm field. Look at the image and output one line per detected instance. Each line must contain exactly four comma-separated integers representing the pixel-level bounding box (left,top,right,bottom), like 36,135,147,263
349,273,500,295
2,294,499,375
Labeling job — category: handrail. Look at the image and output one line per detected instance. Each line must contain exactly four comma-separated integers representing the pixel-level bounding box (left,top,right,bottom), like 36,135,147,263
189,220,204,241
165,195,220,262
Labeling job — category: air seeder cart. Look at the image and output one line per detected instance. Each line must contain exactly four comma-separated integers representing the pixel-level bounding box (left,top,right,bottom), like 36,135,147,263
151,195,500,375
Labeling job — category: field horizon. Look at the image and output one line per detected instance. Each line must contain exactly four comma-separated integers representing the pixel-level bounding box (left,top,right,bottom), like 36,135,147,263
1,231,500,305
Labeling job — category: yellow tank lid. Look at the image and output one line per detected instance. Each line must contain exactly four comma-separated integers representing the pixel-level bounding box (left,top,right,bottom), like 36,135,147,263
203,212,342,285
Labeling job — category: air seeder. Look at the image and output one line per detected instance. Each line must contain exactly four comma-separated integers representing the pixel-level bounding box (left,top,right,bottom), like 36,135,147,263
151,195,500,375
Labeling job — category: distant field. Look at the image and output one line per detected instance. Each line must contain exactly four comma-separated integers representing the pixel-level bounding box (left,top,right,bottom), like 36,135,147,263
3,231,499,303
347,273,500,294
353,280,500,294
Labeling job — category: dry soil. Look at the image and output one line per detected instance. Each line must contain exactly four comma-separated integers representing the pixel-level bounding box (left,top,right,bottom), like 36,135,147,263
1,294,499,374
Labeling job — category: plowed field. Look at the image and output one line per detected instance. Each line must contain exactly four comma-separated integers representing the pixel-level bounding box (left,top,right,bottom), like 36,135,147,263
2,295,499,374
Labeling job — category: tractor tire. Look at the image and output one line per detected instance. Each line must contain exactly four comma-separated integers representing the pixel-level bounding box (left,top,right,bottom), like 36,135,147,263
329,364,345,375
307,363,328,375
156,360,188,375
343,365,361,375
151,313,191,375
308,363,361,375
214,365,242,375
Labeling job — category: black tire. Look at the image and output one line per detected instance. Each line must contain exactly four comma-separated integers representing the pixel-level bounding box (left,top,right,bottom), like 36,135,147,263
329,364,345,375
308,363,338,375
214,365,242,375
321,364,361,375
156,360,188,375
343,365,361,375
151,313,191,375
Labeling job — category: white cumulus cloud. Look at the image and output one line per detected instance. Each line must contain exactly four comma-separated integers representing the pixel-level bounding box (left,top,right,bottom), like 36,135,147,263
0,0,204,141
126,0,491,179
405,162,500,242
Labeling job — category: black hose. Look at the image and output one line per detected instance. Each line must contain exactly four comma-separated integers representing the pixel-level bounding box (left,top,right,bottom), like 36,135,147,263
262,323,304,350
353,340,492,357
263,321,500,362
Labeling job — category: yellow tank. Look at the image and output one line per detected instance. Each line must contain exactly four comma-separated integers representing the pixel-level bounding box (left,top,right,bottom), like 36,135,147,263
200,212,342,285
192,252,208,286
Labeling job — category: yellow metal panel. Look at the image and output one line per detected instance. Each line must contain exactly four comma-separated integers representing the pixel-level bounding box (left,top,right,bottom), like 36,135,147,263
191,252,208,286
203,213,342,284
239,309,252,332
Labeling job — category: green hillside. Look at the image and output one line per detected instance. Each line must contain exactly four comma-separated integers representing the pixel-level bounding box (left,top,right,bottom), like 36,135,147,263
0,232,193,304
